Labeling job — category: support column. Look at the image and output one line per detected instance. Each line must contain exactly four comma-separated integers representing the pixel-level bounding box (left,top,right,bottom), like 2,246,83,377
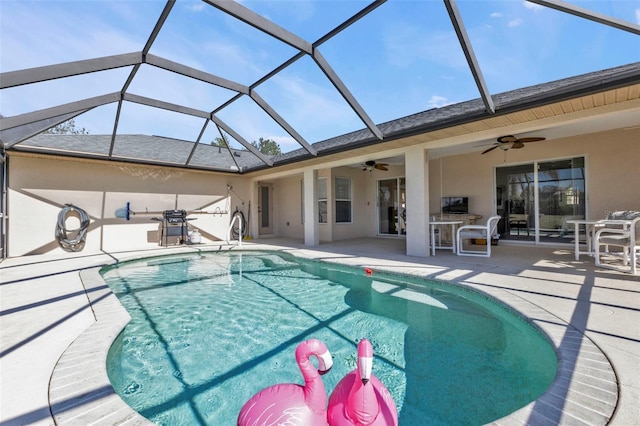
303,168,319,246
405,145,430,257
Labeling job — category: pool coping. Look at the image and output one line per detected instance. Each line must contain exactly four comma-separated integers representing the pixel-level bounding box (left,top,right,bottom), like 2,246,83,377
48,246,618,425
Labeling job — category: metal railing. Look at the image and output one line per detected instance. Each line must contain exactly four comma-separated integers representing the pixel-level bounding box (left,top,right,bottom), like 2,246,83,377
226,212,243,246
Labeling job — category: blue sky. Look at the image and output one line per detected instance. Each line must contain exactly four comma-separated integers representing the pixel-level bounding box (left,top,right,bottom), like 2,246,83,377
1,0,639,153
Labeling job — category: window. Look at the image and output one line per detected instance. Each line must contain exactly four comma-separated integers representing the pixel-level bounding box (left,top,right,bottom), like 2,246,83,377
335,177,352,223
318,177,327,223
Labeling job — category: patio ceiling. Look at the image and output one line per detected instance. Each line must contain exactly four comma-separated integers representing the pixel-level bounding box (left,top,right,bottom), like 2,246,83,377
1,0,639,173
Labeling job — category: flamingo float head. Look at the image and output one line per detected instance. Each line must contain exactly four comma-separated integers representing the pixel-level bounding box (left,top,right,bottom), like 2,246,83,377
327,338,398,426
238,339,334,426
297,338,333,377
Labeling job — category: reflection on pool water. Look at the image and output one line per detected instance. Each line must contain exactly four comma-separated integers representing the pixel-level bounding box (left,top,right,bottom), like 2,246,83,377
104,251,557,425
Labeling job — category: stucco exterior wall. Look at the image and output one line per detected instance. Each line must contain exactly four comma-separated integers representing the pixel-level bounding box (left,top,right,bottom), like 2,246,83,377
578,129,639,216
7,154,250,257
272,174,304,239
330,166,378,241
428,153,496,220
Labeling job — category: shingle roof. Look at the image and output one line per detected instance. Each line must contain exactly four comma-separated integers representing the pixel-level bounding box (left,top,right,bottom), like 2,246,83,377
18,133,264,172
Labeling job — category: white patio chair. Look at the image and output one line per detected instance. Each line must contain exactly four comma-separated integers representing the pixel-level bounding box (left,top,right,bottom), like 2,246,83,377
594,211,640,275
456,216,501,257
429,216,442,251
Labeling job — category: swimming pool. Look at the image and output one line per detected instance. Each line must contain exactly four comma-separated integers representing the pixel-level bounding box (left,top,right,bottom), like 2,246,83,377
104,251,557,425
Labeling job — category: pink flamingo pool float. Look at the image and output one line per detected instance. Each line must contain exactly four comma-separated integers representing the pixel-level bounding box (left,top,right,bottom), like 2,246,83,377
327,338,398,426
237,338,333,426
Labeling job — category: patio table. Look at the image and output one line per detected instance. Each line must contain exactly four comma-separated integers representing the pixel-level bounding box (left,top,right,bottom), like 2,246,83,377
566,219,606,261
430,220,463,256
567,219,636,261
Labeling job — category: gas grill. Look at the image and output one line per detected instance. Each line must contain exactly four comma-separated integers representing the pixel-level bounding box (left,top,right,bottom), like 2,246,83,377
159,209,188,246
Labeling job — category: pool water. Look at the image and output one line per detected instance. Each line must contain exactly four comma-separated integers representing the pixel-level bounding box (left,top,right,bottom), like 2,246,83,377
104,251,557,425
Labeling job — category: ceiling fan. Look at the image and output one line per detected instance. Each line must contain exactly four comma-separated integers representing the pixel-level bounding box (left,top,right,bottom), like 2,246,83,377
481,135,546,155
361,160,388,171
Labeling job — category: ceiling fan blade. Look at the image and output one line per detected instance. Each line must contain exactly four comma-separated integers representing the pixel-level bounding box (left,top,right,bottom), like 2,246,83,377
519,137,546,143
481,145,499,154
511,142,525,149
376,165,389,171
497,135,517,143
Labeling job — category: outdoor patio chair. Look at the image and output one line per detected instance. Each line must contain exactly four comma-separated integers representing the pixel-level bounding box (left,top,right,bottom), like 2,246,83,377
508,214,529,237
457,216,501,257
429,215,442,250
594,211,640,275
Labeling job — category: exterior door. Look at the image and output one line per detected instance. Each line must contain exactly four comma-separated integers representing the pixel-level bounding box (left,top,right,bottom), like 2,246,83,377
258,184,273,235
496,164,536,241
378,178,406,236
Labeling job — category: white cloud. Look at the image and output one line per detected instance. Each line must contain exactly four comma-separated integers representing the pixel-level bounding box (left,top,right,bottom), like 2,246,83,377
426,96,450,109
508,18,524,28
523,2,544,12
185,2,206,12
269,135,298,152
490,12,503,19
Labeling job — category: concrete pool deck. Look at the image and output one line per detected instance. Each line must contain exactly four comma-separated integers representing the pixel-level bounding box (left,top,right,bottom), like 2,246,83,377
1,238,638,425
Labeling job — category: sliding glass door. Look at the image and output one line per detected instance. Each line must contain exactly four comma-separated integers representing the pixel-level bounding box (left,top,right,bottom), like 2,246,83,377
537,158,586,243
496,163,536,241
378,178,406,236
496,157,585,243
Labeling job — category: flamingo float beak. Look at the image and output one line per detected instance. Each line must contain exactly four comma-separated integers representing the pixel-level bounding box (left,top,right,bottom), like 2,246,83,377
357,339,373,385
317,350,333,375
358,356,372,384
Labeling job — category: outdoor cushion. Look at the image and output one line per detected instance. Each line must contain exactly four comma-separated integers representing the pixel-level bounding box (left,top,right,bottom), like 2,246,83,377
598,234,631,245
605,210,640,220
